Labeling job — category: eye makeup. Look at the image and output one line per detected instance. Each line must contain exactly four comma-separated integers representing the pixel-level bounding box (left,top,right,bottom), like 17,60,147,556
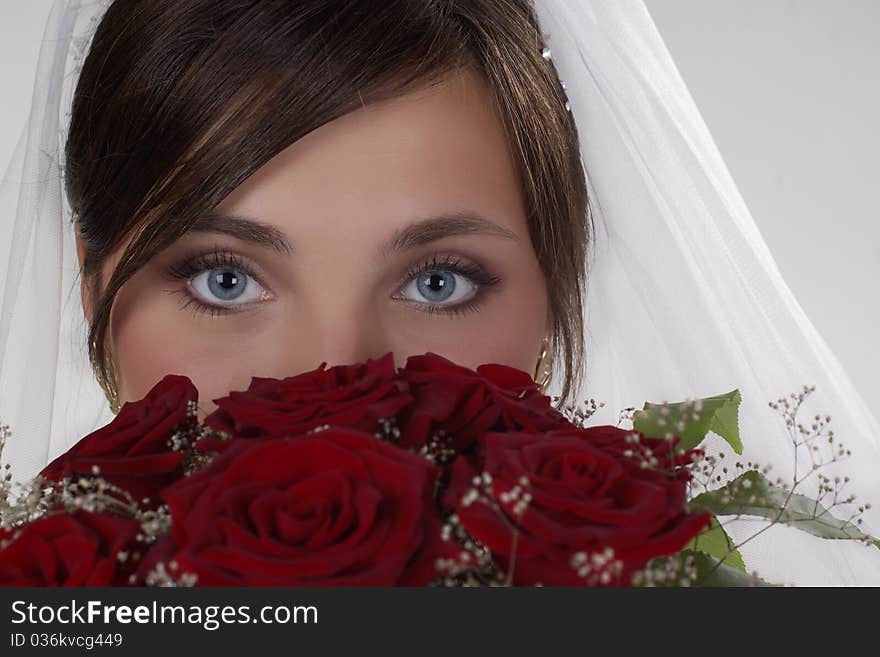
162,248,502,318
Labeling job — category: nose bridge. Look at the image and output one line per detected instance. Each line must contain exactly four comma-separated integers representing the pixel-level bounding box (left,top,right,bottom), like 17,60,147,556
296,294,393,371
319,321,386,369
272,241,401,374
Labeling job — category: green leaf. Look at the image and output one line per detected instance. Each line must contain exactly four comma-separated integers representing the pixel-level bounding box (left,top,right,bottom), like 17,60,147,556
632,389,743,454
635,549,769,586
690,470,880,548
686,550,771,587
685,516,746,572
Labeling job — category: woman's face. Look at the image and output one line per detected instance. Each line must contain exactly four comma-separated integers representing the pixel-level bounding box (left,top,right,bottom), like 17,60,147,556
79,69,549,417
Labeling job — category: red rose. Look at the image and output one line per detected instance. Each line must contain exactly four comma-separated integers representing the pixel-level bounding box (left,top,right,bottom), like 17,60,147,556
199,352,412,451
567,424,702,477
444,426,709,586
397,352,567,452
41,375,198,506
148,429,450,586
0,511,142,586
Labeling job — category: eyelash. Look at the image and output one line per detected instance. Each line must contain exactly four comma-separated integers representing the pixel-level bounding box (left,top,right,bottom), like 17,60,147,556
165,249,265,318
164,249,502,318
394,253,501,317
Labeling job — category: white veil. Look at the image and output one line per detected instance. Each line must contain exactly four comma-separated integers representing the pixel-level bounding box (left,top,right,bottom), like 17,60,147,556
0,1,116,482
1,0,879,585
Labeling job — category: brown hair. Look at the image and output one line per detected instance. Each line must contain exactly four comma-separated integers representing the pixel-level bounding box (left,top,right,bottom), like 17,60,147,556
66,0,590,406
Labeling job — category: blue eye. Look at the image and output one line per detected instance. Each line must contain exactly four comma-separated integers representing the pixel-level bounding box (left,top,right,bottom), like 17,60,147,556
416,271,462,303
395,254,502,315
166,250,270,315
191,267,265,305
402,268,488,308
208,269,246,300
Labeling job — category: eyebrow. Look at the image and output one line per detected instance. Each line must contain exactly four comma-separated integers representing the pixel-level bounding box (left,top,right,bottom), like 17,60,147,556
189,212,294,256
381,213,520,257
187,211,519,257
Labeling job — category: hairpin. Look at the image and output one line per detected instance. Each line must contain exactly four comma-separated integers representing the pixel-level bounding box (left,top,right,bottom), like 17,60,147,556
541,42,571,112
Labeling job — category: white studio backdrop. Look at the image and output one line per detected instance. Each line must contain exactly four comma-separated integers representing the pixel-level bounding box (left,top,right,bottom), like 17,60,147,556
1,0,878,418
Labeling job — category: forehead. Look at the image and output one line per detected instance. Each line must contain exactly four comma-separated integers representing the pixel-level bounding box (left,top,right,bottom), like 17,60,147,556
216,68,526,240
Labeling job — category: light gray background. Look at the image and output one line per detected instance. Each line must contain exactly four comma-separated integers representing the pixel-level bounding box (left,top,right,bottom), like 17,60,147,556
1,1,877,417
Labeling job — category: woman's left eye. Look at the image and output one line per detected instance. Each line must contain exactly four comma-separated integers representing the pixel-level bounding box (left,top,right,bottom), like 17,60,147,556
399,269,477,306
394,255,502,315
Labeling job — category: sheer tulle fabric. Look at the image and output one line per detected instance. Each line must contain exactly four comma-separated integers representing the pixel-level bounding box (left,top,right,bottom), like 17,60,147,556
0,1,115,483
1,0,878,584
535,0,880,584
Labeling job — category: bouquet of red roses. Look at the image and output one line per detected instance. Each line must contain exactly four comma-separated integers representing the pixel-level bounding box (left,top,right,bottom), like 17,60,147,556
0,351,734,587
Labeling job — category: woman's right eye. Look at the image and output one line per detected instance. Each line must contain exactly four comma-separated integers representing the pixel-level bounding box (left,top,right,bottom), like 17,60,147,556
165,249,271,316
189,268,267,307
